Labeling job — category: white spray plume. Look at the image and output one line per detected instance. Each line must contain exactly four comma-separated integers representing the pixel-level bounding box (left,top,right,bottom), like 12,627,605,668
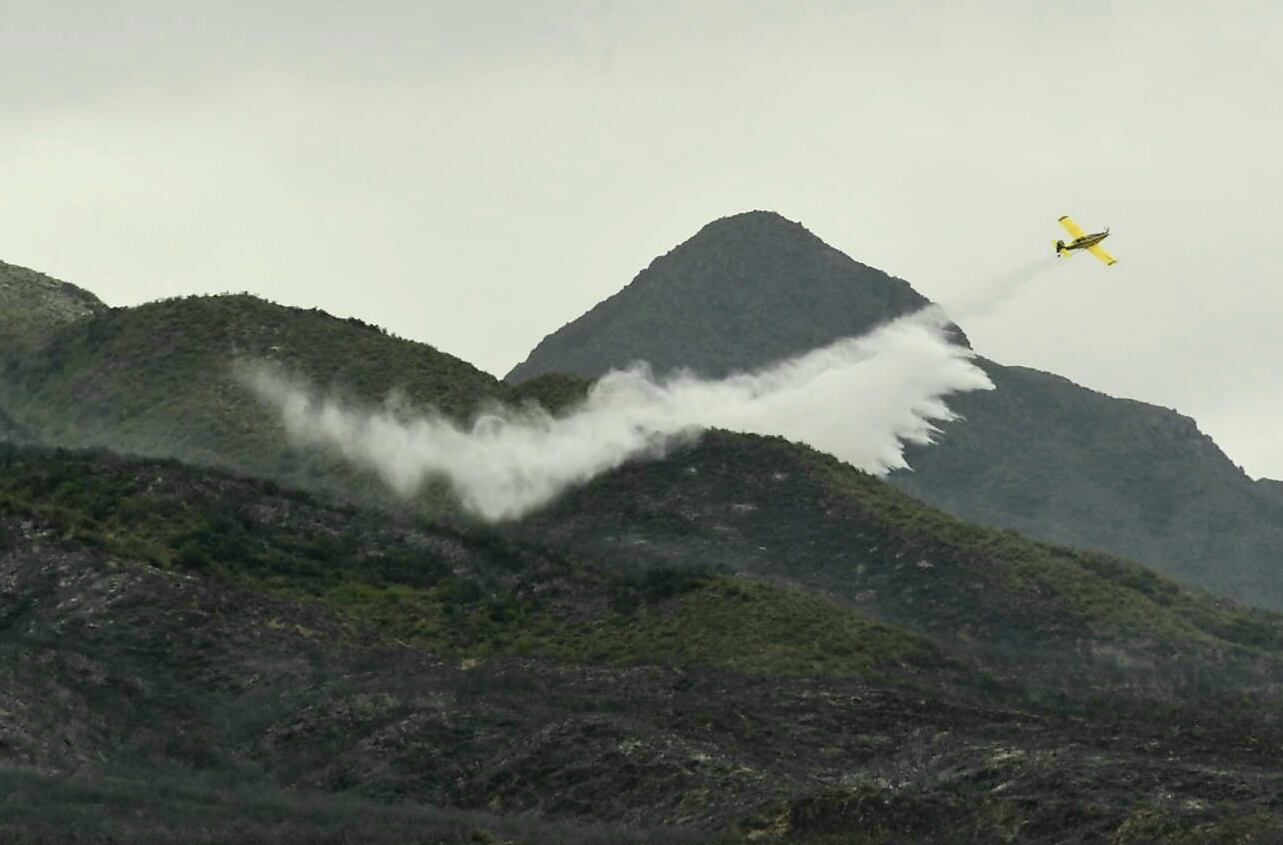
940,256,1063,321
241,307,992,521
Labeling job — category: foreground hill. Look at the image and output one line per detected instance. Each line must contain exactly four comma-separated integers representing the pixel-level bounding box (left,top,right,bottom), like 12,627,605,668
5,442,1283,842
523,431,1283,693
504,211,1283,609
0,293,506,508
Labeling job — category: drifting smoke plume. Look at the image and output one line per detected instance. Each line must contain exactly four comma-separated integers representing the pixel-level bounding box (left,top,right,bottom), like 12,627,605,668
941,256,1063,321
241,307,992,521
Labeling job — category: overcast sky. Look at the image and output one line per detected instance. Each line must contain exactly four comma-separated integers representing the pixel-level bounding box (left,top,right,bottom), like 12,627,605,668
3,1,1280,478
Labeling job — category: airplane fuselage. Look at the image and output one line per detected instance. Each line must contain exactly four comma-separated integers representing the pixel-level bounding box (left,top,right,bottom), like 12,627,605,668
1057,230,1109,254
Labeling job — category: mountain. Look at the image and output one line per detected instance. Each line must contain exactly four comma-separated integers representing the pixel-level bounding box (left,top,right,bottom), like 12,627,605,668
0,259,105,360
4,248,1283,839
504,211,1283,610
506,211,945,383
0,293,507,509
8,441,1283,842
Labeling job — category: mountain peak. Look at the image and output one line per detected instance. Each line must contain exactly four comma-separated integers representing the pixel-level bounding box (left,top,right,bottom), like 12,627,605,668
506,210,938,382
674,211,846,272
691,209,811,236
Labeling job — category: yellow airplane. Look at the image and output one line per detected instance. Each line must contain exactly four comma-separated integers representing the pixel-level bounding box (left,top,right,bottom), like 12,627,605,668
1054,216,1117,265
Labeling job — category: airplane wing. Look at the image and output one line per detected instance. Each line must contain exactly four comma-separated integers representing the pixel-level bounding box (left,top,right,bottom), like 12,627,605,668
1058,216,1086,238
1087,244,1117,266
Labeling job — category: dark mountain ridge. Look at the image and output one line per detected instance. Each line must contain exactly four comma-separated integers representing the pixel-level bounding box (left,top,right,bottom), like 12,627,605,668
507,211,946,383
505,211,1283,610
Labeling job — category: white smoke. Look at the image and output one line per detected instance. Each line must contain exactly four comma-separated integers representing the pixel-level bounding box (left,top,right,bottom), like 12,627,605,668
241,306,992,521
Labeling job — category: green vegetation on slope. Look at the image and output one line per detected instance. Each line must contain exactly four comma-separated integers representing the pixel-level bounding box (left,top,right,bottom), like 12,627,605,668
506,372,593,414
7,443,1283,841
0,259,105,361
0,293,507,510
805,440,1283,654
559,576,945,679
0,443,950,684
327,569,947,682
524,431,1283,689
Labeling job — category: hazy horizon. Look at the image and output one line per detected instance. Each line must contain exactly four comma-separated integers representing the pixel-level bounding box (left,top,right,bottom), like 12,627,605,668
3,1,1280,477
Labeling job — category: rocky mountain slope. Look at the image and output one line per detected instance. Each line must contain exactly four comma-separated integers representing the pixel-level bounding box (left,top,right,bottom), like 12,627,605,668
895,360,1283,605
503,211,1283,610
7,440,1283,842
506,211,942,383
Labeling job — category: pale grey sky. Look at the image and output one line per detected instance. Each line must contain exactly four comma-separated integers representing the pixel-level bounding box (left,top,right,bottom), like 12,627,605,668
2,1,1280,477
